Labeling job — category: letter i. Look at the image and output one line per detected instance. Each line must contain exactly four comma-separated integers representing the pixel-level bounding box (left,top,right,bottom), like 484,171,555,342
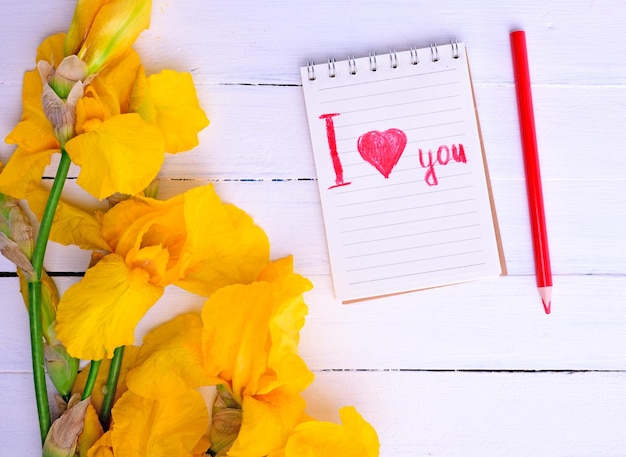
320,113,351,189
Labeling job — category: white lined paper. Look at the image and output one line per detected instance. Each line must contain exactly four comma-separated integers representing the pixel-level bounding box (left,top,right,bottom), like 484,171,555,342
301,43,505,301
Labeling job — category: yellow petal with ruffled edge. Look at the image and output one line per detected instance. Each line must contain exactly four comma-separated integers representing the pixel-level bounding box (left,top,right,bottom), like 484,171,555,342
108,390,209,457
56,253,164,360
100,192,187,284
75,0,151,75
260,258,314,397
74,50,142,135
200,258,313,404
175,185,270,296
228,389,307,457
26,187,111,251
201,281,273,401
0,34,68,198
126,244,170,285
147,70,209,153
74,87,108,134
65,113,164,200
0,70,60,198
7,69,58,148
276,407,380,457
0,146,56,199
100,193,174,253
125,313,218,399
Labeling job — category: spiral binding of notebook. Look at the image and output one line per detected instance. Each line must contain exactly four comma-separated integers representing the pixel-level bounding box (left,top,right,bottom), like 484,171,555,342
305,40,461,81
299,41,506,302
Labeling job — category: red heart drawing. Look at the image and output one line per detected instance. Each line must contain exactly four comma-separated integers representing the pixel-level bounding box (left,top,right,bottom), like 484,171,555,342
357,128,407,178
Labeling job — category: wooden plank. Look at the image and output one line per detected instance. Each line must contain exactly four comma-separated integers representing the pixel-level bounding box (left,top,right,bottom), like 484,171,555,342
0,178,623,275
2,274,625,372
3,370,626,456
302,370,626,457
1,1,624,85
2,84,626,182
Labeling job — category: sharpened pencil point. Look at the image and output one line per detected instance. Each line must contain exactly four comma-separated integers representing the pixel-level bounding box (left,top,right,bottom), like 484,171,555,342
538,286,552,315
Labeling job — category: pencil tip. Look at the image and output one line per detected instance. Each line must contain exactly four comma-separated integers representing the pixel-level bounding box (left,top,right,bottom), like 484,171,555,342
538,286,552,315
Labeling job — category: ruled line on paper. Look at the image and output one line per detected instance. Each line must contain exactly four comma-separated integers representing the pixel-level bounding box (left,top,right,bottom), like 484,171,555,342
335,185,475,207
340,211,479,233
343,237,484,259
348,263,487,285
346,250,483,272
338,198,476,220
342,224,481,246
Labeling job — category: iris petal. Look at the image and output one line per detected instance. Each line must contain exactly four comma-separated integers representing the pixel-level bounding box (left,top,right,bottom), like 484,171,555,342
26,186,111,251
228,391,307,457
108,390,209,457
147,70,210,153
279,407,380,457
125,313,217,399
201,257,313,403
65,113,165,200
56,253,164,360
175,185,270,296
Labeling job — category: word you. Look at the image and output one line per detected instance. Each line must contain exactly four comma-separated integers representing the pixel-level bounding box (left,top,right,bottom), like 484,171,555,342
319,113,467,188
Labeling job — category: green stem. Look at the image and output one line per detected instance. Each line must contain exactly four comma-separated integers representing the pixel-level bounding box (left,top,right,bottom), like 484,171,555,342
28,149,72,443
31,149,71,274
82,360,102,400
100,346,125,430
28,280,50,443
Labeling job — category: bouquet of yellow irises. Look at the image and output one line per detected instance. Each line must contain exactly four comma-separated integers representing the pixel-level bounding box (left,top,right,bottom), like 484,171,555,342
0,1,379,456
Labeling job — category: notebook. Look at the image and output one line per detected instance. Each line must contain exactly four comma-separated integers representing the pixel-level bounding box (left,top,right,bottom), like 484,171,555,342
300,41,506,302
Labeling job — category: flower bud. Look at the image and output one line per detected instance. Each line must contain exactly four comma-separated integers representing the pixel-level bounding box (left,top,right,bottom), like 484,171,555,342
209,408,242,456
45,343,80,398
65,0,152,75
209,386,242,456
0,194,35,279
18,269,80,398
46,55,89,100
42,397,90,457
38,59,85,146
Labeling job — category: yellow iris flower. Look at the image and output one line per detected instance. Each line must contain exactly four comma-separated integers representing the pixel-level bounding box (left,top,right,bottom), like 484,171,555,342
54,184,270,360
0,32,209,200
91,258,310,456
200,257,315,456
80,257,378,457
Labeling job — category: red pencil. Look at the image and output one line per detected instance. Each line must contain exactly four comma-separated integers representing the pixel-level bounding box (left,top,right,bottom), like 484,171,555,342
510,30,553,314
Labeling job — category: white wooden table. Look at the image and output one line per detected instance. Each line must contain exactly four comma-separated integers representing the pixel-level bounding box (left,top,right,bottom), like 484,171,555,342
2,1,626,455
